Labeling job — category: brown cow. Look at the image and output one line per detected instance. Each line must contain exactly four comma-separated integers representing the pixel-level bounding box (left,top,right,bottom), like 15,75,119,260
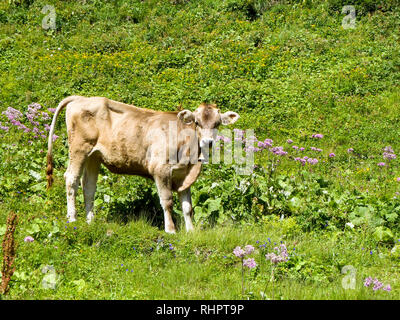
46,96,239,233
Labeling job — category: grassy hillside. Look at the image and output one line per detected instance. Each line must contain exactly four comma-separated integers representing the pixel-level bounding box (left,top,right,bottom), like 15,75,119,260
0,0,399,299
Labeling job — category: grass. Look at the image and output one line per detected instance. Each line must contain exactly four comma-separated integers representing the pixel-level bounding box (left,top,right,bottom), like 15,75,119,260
3,173,398,301
1,195,398,300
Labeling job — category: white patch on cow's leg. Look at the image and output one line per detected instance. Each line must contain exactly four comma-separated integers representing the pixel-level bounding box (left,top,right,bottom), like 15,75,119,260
64,170,80,222
154,177,176,234
179,188,194,232
160,198,176,234
81,156,100,224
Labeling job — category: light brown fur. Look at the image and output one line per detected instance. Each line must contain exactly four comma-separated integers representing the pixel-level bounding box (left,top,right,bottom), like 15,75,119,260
46,96,239,233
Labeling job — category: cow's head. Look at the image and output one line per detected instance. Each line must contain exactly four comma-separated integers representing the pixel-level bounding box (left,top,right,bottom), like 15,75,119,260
177,103,240,162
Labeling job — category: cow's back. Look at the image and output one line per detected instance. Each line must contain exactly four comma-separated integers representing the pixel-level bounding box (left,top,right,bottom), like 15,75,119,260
65,97,179,178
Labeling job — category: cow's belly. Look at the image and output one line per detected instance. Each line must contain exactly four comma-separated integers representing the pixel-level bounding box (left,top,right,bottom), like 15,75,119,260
90,143,152,178
102,162,152,179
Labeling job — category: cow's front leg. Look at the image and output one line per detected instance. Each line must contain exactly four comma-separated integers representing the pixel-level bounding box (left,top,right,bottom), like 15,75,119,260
154,176,176,234
178,188,194,232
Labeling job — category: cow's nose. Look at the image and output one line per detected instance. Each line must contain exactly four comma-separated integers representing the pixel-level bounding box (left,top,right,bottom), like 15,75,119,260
200,138,214,148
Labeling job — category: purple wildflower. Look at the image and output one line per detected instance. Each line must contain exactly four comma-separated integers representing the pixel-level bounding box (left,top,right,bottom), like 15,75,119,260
373,279,384,291
377,162,386,167
347,148,354,153
265,243,289,264
383,146,394,153
24,236,34,243
364,277,391,292
243,258,257,269
311,133,324,139
329,153,335,158
287,139,293,144
0,122,9,132
2,107,23,121
233,128,245,140
307,158,318,165
244,245,255,255
383,284,391,292
233,246,246,258
263,138,273,147
41,112,51,121
383,152,396,160
271,146,287,156
364,277,373,287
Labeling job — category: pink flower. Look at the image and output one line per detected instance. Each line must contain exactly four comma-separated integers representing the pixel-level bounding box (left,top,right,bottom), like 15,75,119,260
263,139,273,147
265,243,289,264
364,277,372,287
244,245,255,255
243,258,257,269
383,152,396,160
307,158,318,165
383,284,391,292
383,146,394,153
373,279,383,291
311,133,323,139
3,107,23,121
24,236,34,242
271,146,287,156
233,246,246,258
0,122,9,131
365,277,391,292
41,112,51,121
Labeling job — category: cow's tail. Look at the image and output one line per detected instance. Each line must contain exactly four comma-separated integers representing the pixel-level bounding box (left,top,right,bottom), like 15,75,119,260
46,96,80,189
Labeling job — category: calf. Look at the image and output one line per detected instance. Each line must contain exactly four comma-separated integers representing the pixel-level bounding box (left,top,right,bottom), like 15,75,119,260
46,96,239,233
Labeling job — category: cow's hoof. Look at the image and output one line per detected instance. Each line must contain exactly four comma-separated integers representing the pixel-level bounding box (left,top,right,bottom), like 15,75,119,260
86,213,94,224
165,228,176,234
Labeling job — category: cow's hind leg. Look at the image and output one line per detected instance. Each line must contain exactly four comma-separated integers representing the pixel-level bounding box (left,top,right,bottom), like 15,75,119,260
64,152,87,222
178,188,194,232
81,155,100,224
154,176,176,234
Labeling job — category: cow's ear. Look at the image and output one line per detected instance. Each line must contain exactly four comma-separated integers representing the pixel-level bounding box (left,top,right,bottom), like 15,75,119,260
221,111,240,125
178,110,195,124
